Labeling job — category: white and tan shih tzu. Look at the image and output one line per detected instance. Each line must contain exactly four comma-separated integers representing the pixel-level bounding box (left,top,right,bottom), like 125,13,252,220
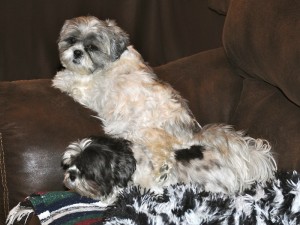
62,135,274,203
53,16,277,193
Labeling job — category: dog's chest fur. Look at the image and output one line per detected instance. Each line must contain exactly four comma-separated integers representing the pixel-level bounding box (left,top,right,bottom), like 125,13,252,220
53,47,198,144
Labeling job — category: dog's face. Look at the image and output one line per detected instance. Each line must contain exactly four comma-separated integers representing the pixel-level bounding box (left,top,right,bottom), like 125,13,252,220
58,16,130,75
62,137,136,200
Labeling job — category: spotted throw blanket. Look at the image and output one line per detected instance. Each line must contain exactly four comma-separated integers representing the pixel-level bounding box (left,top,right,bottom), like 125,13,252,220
6,171,300,225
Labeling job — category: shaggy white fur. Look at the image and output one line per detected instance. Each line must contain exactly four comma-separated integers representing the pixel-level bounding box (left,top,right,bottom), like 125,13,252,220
53,16,277,194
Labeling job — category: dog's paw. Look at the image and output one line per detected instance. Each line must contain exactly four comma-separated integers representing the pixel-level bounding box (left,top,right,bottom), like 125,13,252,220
71,88,83,99
156,162,171,183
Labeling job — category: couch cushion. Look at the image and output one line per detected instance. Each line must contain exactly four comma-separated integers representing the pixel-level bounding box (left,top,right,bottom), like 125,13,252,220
230,79,300,171
223,0,300,106
154,48,243,125
0,79,102,223
208,0,231,15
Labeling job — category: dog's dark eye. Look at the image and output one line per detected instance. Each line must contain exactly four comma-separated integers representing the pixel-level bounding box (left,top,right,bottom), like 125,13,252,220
69,171,77,181
66,37,77,45
62,164,70,170
85,44,98,52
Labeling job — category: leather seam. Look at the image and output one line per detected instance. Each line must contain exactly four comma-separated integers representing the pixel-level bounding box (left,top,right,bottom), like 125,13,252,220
0,132,9,219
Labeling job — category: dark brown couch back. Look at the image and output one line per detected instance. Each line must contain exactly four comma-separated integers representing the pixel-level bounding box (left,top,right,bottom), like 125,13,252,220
0,1,225,81
222,0,300,170
223,0,300,106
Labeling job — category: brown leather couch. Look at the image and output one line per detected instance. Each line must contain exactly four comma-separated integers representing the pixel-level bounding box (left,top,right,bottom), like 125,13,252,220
1,0,300,224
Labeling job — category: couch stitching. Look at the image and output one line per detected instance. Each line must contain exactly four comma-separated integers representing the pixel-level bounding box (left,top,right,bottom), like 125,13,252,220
0,132,9,219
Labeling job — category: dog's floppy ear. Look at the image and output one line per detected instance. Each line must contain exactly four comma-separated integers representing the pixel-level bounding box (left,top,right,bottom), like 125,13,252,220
61,138,93,169
105,20,130,60
112,151,136,187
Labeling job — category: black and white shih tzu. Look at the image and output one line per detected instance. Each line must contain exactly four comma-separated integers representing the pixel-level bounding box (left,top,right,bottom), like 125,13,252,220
54,16,277,198
62,136,207,202
62,137,136,203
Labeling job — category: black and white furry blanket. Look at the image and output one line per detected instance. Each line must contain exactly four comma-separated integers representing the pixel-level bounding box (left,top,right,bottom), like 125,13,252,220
7,171,300,225
103,171,300,225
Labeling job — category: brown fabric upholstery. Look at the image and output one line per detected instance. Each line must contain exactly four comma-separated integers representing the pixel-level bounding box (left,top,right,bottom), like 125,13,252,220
155,48,243,125
1,0,300,224
208,0,231,15
230,79,300,170
223,0,300,106
0,0,224,81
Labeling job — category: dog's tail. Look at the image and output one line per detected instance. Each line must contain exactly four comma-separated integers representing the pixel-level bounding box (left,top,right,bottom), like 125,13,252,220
241,137,277,183
195,124,277,192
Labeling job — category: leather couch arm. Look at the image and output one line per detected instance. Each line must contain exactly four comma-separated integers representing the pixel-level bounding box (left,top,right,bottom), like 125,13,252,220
0,79,103,223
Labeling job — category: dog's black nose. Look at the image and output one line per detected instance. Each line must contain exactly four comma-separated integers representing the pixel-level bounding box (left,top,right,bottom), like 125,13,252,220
73,50,83,59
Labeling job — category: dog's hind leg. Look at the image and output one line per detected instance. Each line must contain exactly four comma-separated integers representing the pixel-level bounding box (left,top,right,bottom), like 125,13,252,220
136,128,179,182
